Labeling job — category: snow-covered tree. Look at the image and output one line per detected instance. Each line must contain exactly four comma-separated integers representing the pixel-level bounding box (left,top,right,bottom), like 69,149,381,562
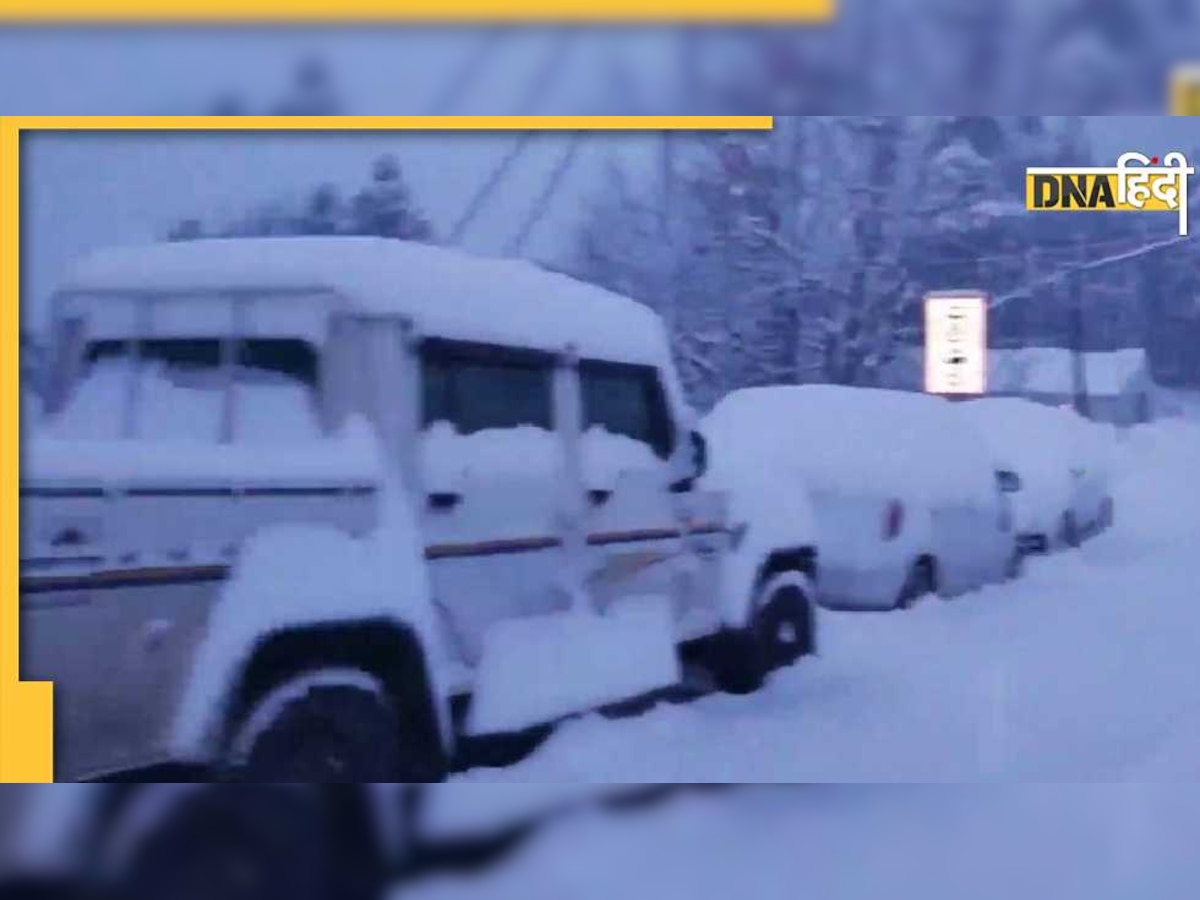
297,183,344,236
571,117,944,402
163,155,435,244
271,54,343,117
348,154,435,241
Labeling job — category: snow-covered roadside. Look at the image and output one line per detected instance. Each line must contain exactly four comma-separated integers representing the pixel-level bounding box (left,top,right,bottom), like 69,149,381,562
425,419,1200,811
406,787,1200,900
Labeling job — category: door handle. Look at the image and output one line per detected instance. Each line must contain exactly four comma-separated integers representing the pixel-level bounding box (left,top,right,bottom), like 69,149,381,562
588,489,613,507
428,491,463,511
51,526,89,548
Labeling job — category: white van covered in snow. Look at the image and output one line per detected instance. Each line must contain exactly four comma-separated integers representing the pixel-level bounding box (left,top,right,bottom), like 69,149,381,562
704,386,1018,611
19,237,811,783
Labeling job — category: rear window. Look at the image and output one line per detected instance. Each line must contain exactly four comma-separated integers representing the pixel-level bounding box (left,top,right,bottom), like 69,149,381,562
50,337,321,442
87,338,319,387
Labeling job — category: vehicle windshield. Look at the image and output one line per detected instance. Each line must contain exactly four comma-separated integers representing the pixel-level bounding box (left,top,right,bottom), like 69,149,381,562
46,336,322,443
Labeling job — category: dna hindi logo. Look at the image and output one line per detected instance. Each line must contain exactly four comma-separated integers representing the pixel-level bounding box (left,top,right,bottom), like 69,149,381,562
1025,152,1195,237
1171,64,1200,116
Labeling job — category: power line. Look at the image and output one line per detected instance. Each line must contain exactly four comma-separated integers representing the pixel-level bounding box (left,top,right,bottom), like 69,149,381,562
447,31,575,245
991,233,1193,311
514,29,576,114
424,29,507,115
505,132,587,256
449,133,538,244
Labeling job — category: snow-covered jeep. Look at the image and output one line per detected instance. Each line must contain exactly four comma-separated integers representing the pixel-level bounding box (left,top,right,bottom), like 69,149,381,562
19,237,817,785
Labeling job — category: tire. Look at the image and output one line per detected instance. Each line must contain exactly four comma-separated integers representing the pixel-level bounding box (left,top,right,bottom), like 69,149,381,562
0,880,80,900
228,670,404,783
709,571,816,696
112,786,337,900
1061,512,1081,549
1005,548,1025,580
896,558,937,610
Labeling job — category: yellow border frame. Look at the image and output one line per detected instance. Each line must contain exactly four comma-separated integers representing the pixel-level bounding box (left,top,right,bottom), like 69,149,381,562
0,114,772,782
4,1,835,22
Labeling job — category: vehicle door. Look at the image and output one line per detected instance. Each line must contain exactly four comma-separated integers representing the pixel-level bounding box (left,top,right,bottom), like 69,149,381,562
575,360,711,631
417,339,567,668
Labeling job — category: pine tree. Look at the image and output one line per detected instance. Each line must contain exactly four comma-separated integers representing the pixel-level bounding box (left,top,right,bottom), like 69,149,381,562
166,218,205,242
271,54,343,117
298,183,343,236
349,154,435,241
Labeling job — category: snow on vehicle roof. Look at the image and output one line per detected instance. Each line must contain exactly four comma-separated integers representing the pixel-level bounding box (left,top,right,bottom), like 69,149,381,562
959,397,1081,461
960,396,1116,476
57,237,669,366
703,385,997,506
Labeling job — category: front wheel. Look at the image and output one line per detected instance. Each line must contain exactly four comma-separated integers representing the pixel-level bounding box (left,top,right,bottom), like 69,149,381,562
707,571,816,695
228,670,404,783
111,786,338,900
1061,512,1081,548
896,558,938,610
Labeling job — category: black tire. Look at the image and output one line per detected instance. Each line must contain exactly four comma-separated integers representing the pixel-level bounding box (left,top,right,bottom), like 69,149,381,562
1061,512,1081,548
230,673,404,783
1005,548,1025,580
709,574,815,696
0,880,81,900
113,786,337,900
896,558,937,610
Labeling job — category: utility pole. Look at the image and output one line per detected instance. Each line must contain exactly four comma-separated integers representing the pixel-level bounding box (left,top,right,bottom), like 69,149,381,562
661,28,700,342
1068,234,1091,418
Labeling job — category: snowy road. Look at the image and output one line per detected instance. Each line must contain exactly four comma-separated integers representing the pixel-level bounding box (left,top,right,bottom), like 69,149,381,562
408,786,1200,900
432,420,1200,800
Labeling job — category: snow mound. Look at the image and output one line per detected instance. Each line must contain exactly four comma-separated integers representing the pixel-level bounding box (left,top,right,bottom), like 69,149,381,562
29,356,381,484
466,599,680,737
28,416,381,486
44,358,322,443
421,422,661,493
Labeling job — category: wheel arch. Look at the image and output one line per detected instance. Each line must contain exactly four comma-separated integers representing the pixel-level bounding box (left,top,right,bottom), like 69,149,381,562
222,618,450,781
914,553,941,595
754,545,818,595
752,546,818,656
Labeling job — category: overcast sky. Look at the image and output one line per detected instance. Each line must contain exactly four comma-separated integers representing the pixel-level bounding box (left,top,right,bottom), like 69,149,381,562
20,118,1200,331
3,30,1198,330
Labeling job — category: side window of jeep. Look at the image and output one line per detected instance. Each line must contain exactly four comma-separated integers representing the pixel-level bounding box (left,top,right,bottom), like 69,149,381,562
420,341,553,435
52,337,321,442
579,360,675,460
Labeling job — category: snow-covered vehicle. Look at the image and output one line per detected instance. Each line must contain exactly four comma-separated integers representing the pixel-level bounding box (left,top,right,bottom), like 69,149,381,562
699,407,821,693
16,236,803,787
703,386,1018,612
959,398,1116,554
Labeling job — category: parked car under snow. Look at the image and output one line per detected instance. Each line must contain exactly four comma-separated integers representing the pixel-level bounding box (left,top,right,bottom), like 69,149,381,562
959,397,1116,555
703,386,1018,612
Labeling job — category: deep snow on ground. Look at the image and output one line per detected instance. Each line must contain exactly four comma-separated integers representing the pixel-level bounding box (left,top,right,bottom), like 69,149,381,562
407,787,1200,900
429,418,1200,822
